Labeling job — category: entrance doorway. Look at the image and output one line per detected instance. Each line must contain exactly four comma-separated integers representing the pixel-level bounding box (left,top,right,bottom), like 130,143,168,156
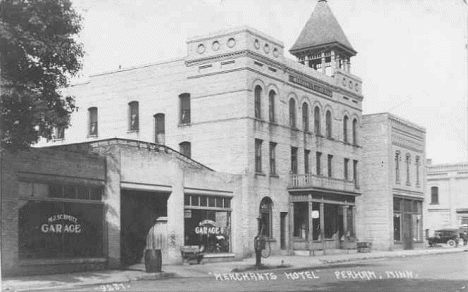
120,190,168,266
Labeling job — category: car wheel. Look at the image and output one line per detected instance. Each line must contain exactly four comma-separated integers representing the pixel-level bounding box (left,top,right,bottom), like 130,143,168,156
447,239,456,247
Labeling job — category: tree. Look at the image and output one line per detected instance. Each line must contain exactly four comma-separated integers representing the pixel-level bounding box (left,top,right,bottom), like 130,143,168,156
0,0,84,150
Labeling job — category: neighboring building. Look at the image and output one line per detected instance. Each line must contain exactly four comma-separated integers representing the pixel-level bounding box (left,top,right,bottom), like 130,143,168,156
41,0,364,257
1,138,243,276
361,113,426,250
425,162,468,236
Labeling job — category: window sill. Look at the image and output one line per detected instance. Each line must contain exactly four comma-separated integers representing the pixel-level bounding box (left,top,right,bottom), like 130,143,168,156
265,238,276,243
178,122,191,127
429,203,439,205
127,130,139,133
53,138,65,142
87,135,98,139
255,172,266,176
270,174,279,178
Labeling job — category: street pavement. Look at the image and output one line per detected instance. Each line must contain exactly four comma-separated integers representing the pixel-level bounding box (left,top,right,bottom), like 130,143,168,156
2,246,467,292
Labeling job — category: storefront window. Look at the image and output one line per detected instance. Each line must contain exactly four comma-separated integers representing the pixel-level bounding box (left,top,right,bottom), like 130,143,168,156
324,204,340,239
312,202,321,240
184,195,231,253
293,202,308,239
393,198,401,242
346,206,355,239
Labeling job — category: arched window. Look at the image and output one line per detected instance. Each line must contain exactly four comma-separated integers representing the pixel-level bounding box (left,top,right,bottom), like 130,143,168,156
352,118,358,145
405,153,411,186
326,110,332,138
259,197,273,238
314,106,321,135
254,86,262,119
88,107,98,136
431,186,439,204
179,141,191,158
179,93,191,124
154,113,165,144
289,98,296,128
128,101,139,131
343,115,349,143
302,103,309,131
269,90,275,122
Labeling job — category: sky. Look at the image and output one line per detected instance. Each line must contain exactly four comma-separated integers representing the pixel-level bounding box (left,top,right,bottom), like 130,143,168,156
71,0,468,164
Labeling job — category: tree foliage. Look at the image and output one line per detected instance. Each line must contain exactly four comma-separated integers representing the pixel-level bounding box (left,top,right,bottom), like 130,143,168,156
0,0,84,150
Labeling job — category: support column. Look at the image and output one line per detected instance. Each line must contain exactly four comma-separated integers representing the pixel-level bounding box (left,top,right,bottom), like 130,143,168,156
320,202,325,253
308,195,313,252
342,205,348,249
330,50,336,75
321,52,326,74
289,202,294,254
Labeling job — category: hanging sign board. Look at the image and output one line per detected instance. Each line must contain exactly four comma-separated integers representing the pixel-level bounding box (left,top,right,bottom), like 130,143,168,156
311,210,320,219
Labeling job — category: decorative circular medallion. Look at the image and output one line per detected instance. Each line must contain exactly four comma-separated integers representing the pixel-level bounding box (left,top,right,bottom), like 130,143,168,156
342,77,347,86
254,39,260,49
263,43,270,54
355,83,359,92
227,38,236,48
349,80,353,89
197,44,206,54
273,48,279,58
212,41,220,51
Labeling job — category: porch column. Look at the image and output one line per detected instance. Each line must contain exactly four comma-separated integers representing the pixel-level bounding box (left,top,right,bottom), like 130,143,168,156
308,194,313,251
342,205,348,247
289,202,294,254
320,202,325,253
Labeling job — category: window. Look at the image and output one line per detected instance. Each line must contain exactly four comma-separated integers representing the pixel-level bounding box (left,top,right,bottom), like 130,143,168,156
314,106,321,135
326,110,332,138
179,141,191,158
344,158,349,180
269,90,275,122
352,118,358,145
395,151,401,183
393,198,401,242
302,103,309,131
431,187,439,204
316,152,322,176
304,150,310,174
343,115,349,143
254,86,262,119
259,197,273,238
406,153,411,186
180,93,191,124
415,156,421,187
293,202,308,239
289,99,297,128
255,139,262,173
327,154,333,178
291,147,298,174
270,142,276,175
154,113,165,144
128,101,139,131
88,107,98,137
55,126,65,140
184,194,232,253
353,160,358,187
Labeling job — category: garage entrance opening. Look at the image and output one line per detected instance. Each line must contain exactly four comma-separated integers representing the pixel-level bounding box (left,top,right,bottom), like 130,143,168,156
120,190,168,266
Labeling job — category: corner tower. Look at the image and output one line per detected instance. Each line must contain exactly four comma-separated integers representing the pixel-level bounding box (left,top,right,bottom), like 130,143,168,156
290,0,356,76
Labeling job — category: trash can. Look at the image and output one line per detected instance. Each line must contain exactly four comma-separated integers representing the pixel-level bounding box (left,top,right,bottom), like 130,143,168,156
144,249,162,272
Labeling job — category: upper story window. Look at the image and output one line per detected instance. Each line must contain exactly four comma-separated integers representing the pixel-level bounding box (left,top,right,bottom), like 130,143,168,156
179,141,191,158
259,197,273,238
430,186,439,204
352,118,358,145
254,86,262,119
304,149,310,174
415,156,421,187
269,90,276,122
395,151,401,184
314,106,321,135
353,160,359,187
54,126,65,140
128,101,139,131
406,153,411,186
289,99,297,128
291,147,298,174
326,110,332,139
154,113,165,145
179,93,191,124
88,107,98,137
316,151,322,176
344,158,349,180
327,154,333,178
343,115,349,143
302,103,309,131
255,139,263,173
269,142,276,175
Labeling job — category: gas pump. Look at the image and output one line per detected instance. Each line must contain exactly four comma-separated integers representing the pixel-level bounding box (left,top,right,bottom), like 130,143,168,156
254,217,266,267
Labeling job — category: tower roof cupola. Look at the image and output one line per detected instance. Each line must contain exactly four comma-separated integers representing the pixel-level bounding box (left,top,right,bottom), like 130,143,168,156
290,0,356,75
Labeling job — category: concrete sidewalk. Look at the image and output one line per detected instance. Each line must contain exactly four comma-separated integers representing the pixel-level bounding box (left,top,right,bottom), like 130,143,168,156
2,246,467,292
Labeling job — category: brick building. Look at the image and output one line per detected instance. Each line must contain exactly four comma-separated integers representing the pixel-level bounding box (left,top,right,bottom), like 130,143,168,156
40,0,364,257
425,162,468,235
1,139,243,276
361,113,426,250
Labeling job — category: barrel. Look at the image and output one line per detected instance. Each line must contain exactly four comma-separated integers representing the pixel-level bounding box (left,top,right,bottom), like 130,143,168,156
144,249,162,272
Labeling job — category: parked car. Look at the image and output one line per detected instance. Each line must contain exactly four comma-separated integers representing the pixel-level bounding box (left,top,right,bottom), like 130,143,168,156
427,229,460,247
